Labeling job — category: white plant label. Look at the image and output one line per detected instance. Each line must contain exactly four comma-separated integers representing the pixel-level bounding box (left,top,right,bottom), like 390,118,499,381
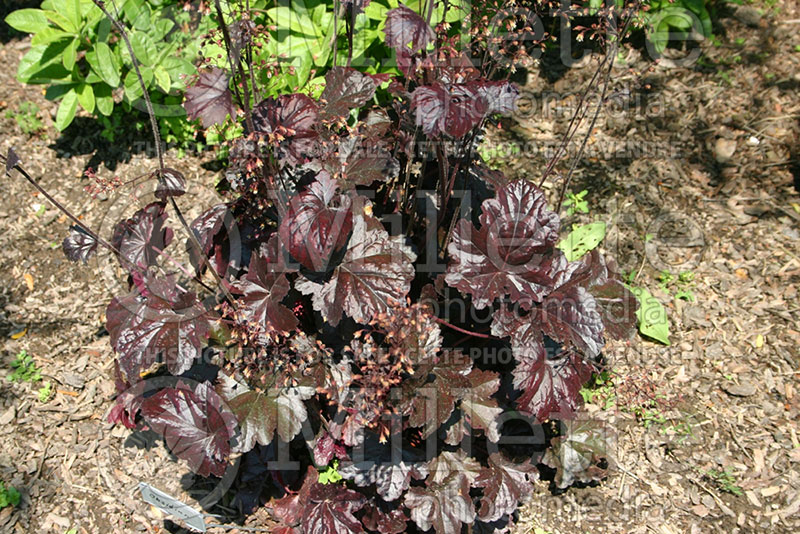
138,482,207,532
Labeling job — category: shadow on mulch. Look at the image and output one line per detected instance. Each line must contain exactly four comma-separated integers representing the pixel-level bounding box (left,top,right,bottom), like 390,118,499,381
50,115,156,172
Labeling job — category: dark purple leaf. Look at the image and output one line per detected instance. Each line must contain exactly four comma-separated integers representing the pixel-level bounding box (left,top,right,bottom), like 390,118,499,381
533,284,605,358
270,467,316,527
106,279,210,382
154,168,186,200
404,475,475,534
405,352,472,438
339,438,425,502
111,202,174,272
228,380,315,452
557,250,638,340
295,213,416,326
278,173,353,272
252,94,319,167
475,80,520,115
231,241,298,337
140,381,238,477
107,363,144,429
5,148,20,173
187,203,234,277
321,67,378,119
541,417,613,488
62,225,98,264
303,482,367,534
455,369,503,443
445,180,565,309
362,503,407,534
474,453,538,522
411,83,486,138
384,5,434,54
324,135,400,190
184,68,236,128
313,430,348,466
492,308,594,420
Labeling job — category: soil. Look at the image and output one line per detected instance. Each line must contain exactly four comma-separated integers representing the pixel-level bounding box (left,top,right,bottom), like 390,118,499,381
0,1,799,534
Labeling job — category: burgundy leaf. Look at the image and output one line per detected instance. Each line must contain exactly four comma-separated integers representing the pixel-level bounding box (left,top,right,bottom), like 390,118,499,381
106,279,210,382
62,225,98,264
404,475,475,534
111,202,174,272
533,284,604,358
278,173,353,272
324,135,400,189
270,466,316,527
184,68,236,128
252,94,319,167
362,503,407,534
5,147,20,173
228,381,315,452
295,213,416,326
187,203,234,277
541,417,614,488
474,453,538,522
426,449,481,485
154,168,186,200
492,309,594,420
339,439,425,502
474,80,520,115
457,368,503,443
384,5,434,54
320,67,378,119
313,430,348,466
405,352,472,438
140,381,237,477
556,250,638,340
231,241,298,337
411,83,486,138
303,482,367,534
445,180,565,309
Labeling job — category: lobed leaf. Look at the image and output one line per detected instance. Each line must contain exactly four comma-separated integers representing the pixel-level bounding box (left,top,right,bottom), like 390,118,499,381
446,180,565,309
62,225,98,264
295,213,416,326
141,381,238,477
184,68,236,128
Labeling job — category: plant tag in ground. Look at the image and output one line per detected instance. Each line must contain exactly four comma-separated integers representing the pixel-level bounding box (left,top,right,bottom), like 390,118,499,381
138,483,206,532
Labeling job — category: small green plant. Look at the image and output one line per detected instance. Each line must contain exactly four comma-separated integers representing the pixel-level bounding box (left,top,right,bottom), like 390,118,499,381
658,270,696,301
704,468,743,496
8,350,42,383
5,102,44,135
0,482,21,509
580,370,616,410
317,459,343,485
38,382,53,403
563,189,590,216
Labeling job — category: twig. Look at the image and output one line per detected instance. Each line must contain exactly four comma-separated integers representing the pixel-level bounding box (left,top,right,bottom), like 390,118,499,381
93,0,164,170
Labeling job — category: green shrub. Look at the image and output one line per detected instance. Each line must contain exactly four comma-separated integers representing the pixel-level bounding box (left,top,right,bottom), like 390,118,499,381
5,0,210,131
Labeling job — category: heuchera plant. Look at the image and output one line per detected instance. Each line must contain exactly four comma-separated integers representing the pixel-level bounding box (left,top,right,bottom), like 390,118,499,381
5,1,639,532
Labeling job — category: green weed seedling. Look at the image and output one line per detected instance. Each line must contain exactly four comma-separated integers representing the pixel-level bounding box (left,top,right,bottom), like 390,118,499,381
8,350,42,383
0,481,20,509
580,370,616,410
564,189,590,216
5,102,43,135
38,382,53,403
704,468,743,496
